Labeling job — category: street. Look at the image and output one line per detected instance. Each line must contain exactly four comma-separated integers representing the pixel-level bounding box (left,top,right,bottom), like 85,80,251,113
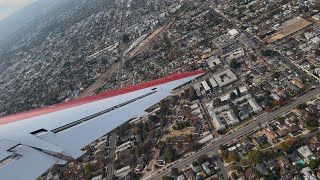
106,132,116,180
146,87,320,180
106,0,128,179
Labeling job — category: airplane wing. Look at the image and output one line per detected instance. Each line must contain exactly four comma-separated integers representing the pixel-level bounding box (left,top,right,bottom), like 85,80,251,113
0,71,205,179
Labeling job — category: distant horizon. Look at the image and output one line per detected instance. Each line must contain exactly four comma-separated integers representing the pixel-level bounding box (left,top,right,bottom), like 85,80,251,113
0,0,38,21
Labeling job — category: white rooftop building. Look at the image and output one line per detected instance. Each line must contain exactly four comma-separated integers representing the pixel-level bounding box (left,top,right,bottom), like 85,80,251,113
312,13,320,21
228,29,240,38
209,78,218,89
304,32,314,40
198,134,214,144
226,48,245,60
190,103,199,110
311,36,320,44
213,69,237,87
192,109,201,116
177,175,185,180
202,81,211,92
226,111,240,125
298,146,313,159
207,57,222,69
117,141,134,152
248,98,262,113
91,175,102,180
201,162,211,175
211,113,226,131
116,166,131,178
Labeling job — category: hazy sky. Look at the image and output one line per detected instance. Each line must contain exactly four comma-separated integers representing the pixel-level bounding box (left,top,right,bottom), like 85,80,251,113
0,0,37,20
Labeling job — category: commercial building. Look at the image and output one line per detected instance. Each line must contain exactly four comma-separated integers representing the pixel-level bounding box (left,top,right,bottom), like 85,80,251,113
201,81,211,92
207,57,222,69
213,69,237,87
209,78,218,89
228,29,240,38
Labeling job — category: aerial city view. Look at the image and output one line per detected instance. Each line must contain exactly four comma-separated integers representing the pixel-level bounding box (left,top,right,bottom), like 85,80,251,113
0,0,320,180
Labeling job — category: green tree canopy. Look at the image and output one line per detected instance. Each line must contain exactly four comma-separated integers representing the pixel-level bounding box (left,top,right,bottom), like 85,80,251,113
84,163,93,174
309,159,317,169
248,150,261,165
279,137,296,153
228,151,239,162
213,98,222,107
230,92,237,100
170,167,180,177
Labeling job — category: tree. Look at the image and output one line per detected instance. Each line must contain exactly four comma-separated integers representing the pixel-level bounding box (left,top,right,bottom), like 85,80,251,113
230,92,237,100
188,87,197,101
249,54,257,62
183,89,190,100
316,49,320,57
230,59,239,68
84,163,93,174
309,159,317,169
316,133,320,142
219,145,227,151
122,34,130,44
277,116,286,124
248,150,261,165
213,98,222,107
148,115,158,122
260,49,277,57
165,147,175,163
198,154,209,164
315,1,320,11
162,176,173,180
279,137,296,153
171,167,180,177
296,103,307,110
231,172,238,180
228,151,238,162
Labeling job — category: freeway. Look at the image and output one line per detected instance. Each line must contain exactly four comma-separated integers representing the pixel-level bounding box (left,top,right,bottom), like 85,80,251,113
147,87,320,180
106,132,116,180
106,0,128,179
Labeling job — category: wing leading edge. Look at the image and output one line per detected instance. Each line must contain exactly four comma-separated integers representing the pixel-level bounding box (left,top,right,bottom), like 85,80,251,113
0,70,205,179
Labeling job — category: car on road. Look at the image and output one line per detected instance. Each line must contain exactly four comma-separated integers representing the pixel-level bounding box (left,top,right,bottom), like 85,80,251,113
218,173,224,179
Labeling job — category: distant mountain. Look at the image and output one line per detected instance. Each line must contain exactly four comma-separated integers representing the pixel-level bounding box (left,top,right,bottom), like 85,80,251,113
0,0,71,51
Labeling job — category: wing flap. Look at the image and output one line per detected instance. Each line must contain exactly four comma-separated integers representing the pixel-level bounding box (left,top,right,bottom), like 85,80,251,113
0,145,59,180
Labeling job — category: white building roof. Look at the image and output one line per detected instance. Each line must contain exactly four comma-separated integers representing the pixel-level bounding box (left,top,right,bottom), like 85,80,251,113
202,81,211,91
248,98,262,113
190,103,199,110
192,109,201,116
298,146,313,158
209,78,218,88
213,69,237,87
116,166,131,178
207,57,222,69
211,113,226,131
198,134,213,144
228,29,239,37
226,111,240,125
311,36,320,44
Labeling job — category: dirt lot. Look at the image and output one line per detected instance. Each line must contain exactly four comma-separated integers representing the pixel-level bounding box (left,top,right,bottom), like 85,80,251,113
266,17,312,43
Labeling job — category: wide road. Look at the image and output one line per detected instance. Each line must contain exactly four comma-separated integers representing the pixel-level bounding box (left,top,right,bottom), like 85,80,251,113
147,87,320,180
106,0,128,179
106,132,116,180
